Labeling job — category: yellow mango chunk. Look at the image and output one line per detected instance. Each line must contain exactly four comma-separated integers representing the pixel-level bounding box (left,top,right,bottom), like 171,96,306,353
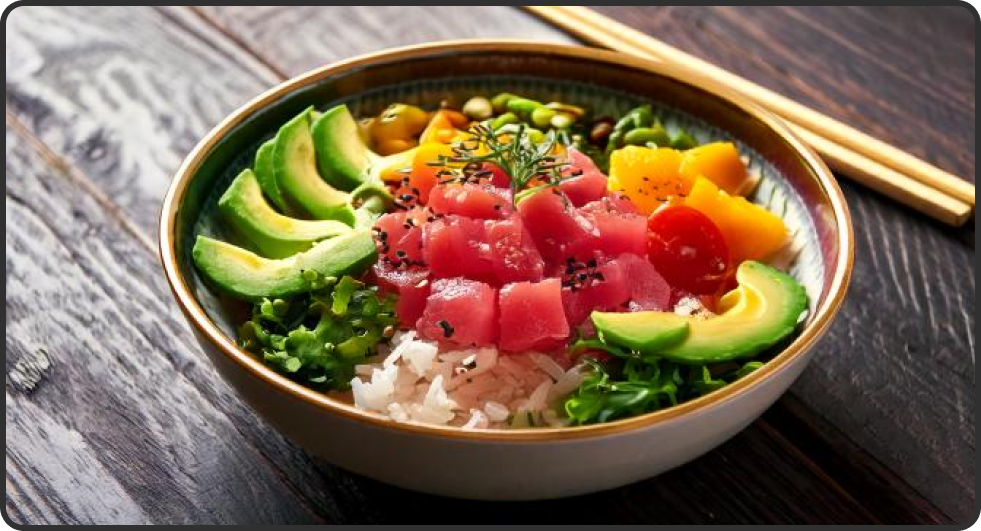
419,109,470,144
608,146,692,215
684,177,788,263
679,142,748,195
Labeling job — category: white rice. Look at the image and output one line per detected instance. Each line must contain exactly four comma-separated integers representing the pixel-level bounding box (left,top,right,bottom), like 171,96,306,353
349,333,585,429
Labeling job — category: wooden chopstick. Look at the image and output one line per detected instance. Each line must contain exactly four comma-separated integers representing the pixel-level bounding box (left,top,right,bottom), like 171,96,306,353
523,6,974,226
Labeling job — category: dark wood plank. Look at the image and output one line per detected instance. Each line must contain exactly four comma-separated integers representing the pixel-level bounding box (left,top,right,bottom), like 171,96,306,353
762,396,951,525
193,5,577,77
5,119,320,525
586,6,975,182
5,5,280,235
579,6,976,521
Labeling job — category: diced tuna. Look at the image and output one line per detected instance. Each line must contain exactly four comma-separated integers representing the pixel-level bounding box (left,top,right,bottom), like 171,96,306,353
485,217,544,284
422,216,495,282
482,162,511,189
373,208,429,266
578,199,647,258
517,189,598,263
559,148,609,206
498,278,570,352
417,278,498,347
428,183,513,219
561,259,631,326
616,253,671,311
372,261,431,327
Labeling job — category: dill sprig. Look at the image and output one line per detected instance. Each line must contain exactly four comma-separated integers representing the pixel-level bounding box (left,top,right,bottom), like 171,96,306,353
432,124,576,204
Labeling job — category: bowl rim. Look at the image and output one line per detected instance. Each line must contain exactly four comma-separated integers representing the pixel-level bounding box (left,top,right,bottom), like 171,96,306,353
159,39,854,442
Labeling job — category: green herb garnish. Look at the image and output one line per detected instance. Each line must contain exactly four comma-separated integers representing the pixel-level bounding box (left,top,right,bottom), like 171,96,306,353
433,123,573,205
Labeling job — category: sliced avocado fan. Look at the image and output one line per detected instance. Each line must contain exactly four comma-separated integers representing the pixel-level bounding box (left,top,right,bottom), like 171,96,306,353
218,168,352,259
312,104,380,191
192,229,377,300
253,138,293,213
591,261,807,364
273,107,356,225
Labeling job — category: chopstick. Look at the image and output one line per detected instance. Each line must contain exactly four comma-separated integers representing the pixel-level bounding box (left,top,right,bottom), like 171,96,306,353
523,6,974,226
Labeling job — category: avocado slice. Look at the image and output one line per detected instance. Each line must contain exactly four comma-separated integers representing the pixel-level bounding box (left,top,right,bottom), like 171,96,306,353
218,168,352,259
591,261,807,364
591,312,690,353
274,108,355,225
192,229,377,300
312,105,379,191
253,139,292,213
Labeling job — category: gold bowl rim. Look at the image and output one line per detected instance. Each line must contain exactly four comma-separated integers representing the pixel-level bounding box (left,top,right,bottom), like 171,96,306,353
158,39,854,442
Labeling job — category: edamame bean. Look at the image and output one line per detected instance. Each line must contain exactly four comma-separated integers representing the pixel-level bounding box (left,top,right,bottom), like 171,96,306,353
531,107,556,128
506,97,543,116
624,125,671,147
491,92,520,114
491,112,520,130
671,131,699,150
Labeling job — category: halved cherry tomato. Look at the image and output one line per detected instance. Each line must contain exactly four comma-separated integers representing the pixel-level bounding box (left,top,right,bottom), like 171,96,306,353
647,205,730,295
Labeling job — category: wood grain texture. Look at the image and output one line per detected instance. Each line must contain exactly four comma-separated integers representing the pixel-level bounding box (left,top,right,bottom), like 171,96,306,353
586,6,975,183
5,5,279,235
3,4,972,525
5,124,319,525
194,5,577,77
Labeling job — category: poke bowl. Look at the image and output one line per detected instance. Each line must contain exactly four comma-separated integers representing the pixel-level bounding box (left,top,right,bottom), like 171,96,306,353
159,41,853,500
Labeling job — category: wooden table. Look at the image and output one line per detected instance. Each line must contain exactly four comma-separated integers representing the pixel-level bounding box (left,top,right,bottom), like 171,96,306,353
5,6,974,525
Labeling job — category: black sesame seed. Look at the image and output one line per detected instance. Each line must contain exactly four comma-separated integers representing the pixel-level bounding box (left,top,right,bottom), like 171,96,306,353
437,320,455,338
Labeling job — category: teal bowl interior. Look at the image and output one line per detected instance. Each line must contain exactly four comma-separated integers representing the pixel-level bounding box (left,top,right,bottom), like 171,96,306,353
173,46,840,345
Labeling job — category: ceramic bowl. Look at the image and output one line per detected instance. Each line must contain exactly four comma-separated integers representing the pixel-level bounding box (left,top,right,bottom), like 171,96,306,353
159,41,853,500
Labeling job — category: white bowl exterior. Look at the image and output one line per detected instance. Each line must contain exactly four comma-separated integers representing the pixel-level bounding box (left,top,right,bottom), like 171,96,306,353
195,329,814,500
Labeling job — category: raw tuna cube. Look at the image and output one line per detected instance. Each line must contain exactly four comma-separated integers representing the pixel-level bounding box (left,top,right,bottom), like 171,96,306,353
616,253,671,311
482,162,511,189
422,215,495,281
602,192,641,215
578,199,648,258
498,278,570,352
418,278,498,347
372,261,431,328
517,189,597,263
428,183,514,219
559,148,609,206
561,258,631,326
373,208,429,266
486,217,545,284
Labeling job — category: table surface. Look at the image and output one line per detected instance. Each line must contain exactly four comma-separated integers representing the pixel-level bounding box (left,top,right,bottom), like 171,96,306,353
5,6,975,525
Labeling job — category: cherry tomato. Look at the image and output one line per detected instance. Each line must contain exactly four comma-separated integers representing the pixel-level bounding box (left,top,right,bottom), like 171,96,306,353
647,205,730,294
